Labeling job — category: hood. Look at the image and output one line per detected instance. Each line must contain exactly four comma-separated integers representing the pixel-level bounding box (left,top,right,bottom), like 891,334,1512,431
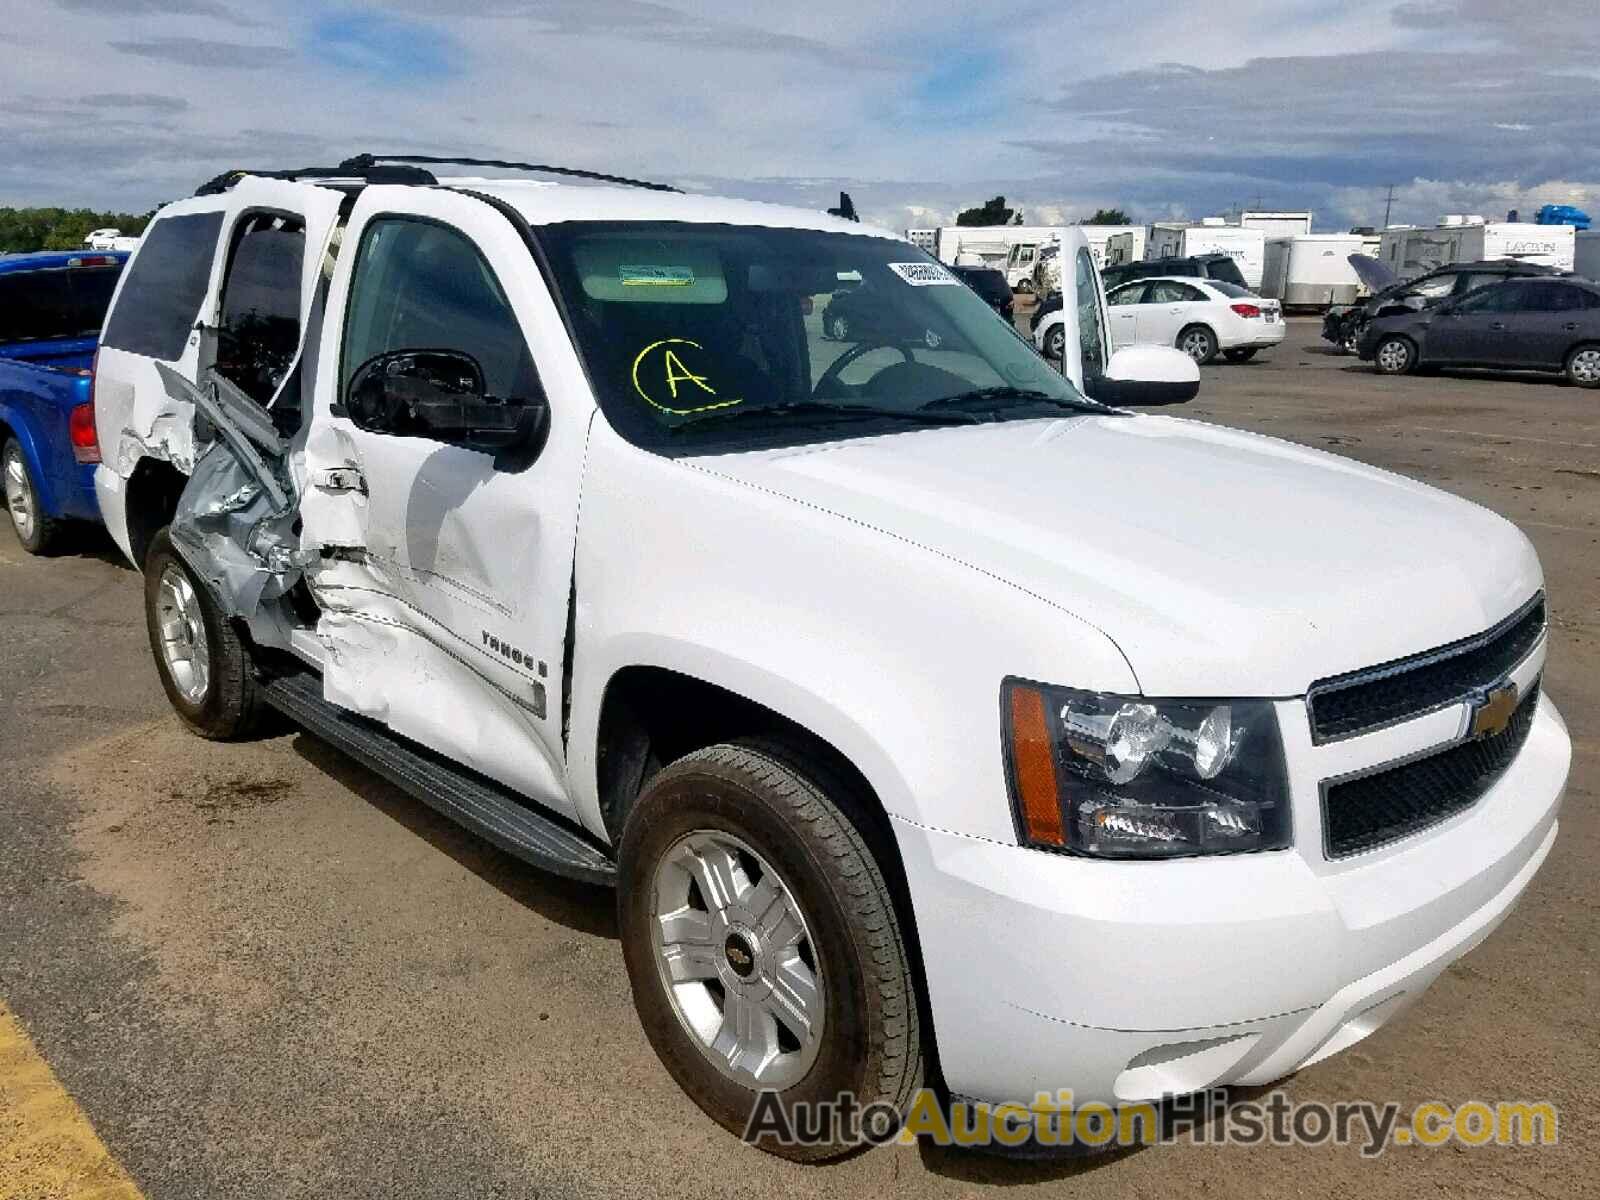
693,417,1540,696
1348,254,1396,292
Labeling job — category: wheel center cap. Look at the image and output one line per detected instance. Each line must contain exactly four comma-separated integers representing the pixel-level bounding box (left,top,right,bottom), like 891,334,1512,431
724,932,757,979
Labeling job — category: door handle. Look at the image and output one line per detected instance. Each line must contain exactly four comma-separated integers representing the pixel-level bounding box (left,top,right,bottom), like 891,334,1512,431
1489,322,1507,331
1564,322,1580,331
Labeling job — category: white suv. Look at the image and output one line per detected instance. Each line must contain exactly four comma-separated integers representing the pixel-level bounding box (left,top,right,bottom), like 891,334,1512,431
93,157,1567,1160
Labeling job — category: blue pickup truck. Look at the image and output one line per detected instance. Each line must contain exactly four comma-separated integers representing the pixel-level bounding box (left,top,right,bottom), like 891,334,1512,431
0,250,127,553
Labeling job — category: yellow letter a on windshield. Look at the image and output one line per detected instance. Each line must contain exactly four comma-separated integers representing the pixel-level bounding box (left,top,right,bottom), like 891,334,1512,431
664,349,717,399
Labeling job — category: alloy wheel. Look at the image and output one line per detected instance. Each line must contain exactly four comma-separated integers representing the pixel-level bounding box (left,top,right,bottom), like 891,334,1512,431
155,563,212,706
3,444,35,544
650,830,825,1089
1569,347,1600,385
1376,339,1412,374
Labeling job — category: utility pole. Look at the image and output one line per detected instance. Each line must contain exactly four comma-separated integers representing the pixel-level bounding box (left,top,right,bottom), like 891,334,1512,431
1382,183,1396,228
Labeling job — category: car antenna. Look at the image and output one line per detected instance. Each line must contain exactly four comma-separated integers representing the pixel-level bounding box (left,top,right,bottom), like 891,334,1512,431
340,154,681,193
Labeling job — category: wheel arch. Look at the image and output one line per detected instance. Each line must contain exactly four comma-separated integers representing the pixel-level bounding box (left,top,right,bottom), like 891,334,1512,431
124,456,188,568
593,659,942,1084
0,408,63,517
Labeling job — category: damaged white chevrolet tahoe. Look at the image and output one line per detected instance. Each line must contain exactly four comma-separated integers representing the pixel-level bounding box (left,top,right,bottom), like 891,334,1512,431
93,157,1570,1159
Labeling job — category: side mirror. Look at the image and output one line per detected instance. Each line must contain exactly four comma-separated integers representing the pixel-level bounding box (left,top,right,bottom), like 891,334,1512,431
347,350,549,457
1091,347,1201,407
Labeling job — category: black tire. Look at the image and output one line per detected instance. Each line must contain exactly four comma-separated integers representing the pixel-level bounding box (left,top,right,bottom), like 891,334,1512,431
1043,324,1065,360
1223,347,1258,363
143,528,269,740
1176,324,1218,364
1564,344,1600,389
1373,334,1418,376
3,438,64,555
618,741,922,1161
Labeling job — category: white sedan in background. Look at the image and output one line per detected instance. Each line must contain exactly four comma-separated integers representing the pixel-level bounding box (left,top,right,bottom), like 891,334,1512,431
1036,275,1286,365
1108,276,1285,364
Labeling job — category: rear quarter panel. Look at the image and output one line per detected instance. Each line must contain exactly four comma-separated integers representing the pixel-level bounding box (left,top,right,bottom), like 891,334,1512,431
0,353,96,520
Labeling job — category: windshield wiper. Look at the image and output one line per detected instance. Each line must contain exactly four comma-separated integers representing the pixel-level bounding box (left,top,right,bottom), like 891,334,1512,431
668,401,981,435
920,386,1110,416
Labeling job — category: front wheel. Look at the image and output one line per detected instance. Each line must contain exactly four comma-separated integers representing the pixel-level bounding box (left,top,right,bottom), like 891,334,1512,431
144,529,269,740
1565,345,1600,388
618,742,922,1161
3,438,62,555
1177,325,1218,364
826,313,851,342
1223,347,1258,363
1374,335,1417,375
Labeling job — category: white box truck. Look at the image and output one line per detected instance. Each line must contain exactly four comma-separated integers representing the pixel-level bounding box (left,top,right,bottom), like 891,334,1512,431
1242,211,1314,237
1260,234,1366,308
1379,221,1576,281
1147,223,1267,288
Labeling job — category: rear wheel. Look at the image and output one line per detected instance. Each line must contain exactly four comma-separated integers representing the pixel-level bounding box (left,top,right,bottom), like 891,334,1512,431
1177,324,1218,364
1043,324,1065,360
144,528,269,740
3,438,62,555
1565,345,1600,388
1374,335,1417,376
1223,347,1258,363
618,742,922,1161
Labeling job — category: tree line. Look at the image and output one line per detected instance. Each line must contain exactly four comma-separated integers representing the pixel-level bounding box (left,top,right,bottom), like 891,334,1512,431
0,207,153,253
955,196,1132,227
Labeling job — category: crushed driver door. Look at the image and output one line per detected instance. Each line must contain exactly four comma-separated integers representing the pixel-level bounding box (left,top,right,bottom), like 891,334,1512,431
297,187,591,822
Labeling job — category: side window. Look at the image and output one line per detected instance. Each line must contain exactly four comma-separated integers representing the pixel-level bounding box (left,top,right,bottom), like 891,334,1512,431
1409,274,1458,299
1107,283,1147,306
1074,248,1108,382
1450,282,1522,313
101,212,224,360
215,214,305,406
1521,282,1585,313
1147,281,1201,304
341,217,540,430
1457,273,1499,295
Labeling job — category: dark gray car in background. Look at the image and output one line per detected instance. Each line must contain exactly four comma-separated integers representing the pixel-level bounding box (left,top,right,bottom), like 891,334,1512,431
1359,275,1600,387
1324,257,1566,354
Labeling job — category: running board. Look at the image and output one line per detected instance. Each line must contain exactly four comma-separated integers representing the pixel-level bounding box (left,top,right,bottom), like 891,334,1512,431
263,673,617,886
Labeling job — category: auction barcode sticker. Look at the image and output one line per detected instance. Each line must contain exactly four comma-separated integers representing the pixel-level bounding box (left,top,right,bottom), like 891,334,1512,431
888,262,960,286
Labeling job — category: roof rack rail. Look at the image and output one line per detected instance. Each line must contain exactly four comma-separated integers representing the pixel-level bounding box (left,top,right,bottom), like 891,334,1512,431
194,161,436,196
342,154,681,194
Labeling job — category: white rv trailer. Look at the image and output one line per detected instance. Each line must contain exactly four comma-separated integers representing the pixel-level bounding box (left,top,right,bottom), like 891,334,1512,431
1146,222,1267,288
1078,224,1145,271
1378,220,1576,281
905,228,938,253
1260,234,1366,308
1575,230,1600,280
1103,229,1147,268
1242,211,1314,237
935,225,1062,289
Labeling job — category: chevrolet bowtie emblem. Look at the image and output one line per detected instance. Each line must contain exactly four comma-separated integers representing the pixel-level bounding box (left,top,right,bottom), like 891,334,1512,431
1468,683,1519,740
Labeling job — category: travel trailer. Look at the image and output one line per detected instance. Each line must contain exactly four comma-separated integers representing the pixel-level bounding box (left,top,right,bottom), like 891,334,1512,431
1242,211,1314,237
1378,219,1576,281
1147,222,1267,288
1260,234,1366,308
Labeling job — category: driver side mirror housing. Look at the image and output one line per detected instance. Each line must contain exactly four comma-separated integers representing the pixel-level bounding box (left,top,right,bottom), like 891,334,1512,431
1091,347,1201,407
346,349,550,459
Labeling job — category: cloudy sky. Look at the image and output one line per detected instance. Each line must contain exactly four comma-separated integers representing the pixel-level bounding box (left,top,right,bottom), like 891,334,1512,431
4,0,1597,232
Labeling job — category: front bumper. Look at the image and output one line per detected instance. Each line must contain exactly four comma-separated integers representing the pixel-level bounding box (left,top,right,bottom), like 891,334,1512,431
894,693,1569,1107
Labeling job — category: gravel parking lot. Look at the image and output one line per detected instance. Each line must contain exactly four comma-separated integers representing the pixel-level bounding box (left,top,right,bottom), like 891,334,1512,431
2,318,1595,1198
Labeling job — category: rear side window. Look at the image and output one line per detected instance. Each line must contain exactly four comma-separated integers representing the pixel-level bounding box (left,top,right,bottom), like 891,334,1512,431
1206,280,1253,299
216,215,305,405
1521,282,1593,312
0,266,122,343
102,212,223,361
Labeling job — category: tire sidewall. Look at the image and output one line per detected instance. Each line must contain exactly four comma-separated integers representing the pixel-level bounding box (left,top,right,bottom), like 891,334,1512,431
618,765,882,1147
1178,325,1216,364
1044,325,1065,359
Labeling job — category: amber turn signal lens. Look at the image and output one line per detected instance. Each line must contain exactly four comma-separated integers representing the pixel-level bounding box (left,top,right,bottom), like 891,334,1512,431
1008,684,1065,846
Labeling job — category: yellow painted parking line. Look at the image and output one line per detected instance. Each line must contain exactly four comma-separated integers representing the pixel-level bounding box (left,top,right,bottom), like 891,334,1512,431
0,1002,143,1199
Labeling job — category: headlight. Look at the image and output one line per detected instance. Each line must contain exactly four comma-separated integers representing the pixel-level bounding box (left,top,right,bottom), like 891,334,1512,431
1002,679,1291,859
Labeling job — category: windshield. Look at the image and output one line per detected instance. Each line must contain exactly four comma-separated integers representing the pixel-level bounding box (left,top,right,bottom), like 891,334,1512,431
535,222,1092,453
